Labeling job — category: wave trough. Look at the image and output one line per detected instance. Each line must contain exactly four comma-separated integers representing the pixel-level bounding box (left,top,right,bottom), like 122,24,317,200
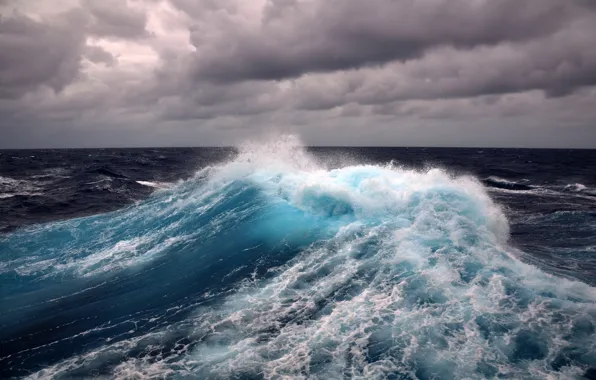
1,137,595,379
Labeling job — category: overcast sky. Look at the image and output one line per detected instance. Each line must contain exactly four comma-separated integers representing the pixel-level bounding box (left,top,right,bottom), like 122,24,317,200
1,0,595,148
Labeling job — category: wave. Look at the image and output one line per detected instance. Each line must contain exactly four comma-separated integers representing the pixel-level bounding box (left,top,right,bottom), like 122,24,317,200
482,176,534,192
485,178,596,203
564,183,596,199
566,183,588,192
0,175,45,199
1,136,595,379
86,165,129,179
136,180,174,189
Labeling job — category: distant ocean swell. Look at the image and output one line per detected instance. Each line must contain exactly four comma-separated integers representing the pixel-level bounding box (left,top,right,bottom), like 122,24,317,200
1,136,595,379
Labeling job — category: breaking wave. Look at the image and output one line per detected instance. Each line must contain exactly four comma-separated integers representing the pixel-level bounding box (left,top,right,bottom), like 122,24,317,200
1,136,595,379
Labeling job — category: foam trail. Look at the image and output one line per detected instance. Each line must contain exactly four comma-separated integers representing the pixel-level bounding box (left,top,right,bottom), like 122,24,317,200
136,180,173,189
2,136,595,379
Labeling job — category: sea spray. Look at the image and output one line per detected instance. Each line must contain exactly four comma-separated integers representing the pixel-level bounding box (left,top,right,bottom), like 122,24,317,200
1,136,594,379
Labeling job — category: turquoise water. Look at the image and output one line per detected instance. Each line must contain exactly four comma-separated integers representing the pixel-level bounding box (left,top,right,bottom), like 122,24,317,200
1,137,595,379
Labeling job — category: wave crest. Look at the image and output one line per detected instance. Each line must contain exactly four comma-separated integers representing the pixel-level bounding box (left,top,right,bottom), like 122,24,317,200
3,136,595,379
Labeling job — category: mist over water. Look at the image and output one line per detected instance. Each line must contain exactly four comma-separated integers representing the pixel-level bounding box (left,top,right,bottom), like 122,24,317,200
1,137,595,379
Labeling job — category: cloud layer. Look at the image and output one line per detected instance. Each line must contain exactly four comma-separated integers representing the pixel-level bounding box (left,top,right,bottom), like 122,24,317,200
1,0,595,147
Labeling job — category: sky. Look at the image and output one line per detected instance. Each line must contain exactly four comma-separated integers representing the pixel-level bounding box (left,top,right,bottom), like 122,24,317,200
1,0,595,148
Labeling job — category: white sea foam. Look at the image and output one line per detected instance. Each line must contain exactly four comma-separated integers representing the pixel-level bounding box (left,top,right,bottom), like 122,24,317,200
565,183,587,192
136,180,174,189
19,136,596,379
0,175,46,199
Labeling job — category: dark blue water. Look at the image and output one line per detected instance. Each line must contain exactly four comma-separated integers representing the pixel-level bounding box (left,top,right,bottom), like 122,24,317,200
1,138,595,379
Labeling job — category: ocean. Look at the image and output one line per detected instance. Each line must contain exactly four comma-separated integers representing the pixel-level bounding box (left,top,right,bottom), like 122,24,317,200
1,137,595,379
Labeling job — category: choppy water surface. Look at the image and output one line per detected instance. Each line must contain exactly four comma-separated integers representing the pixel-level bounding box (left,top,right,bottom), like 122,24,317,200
1,137,595,379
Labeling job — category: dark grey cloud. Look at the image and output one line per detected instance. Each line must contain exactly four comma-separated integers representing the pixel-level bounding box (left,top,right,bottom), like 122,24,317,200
0,12,86,99
82,0,149,39
291,17,596,111
84,45,116,66
152,80,284,121
169,0,236,17
0,1,149,100
178,0,587,83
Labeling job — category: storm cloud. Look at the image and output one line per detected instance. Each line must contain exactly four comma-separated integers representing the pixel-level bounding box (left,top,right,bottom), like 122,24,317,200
183,0,582,82
0,12,85,99
0,0,595,148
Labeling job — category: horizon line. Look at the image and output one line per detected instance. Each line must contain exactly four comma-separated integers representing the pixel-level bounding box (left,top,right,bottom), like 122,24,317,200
1,146,595,151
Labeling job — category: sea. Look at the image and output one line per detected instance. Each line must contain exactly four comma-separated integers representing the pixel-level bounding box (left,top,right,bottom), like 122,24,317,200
1,136,595,379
